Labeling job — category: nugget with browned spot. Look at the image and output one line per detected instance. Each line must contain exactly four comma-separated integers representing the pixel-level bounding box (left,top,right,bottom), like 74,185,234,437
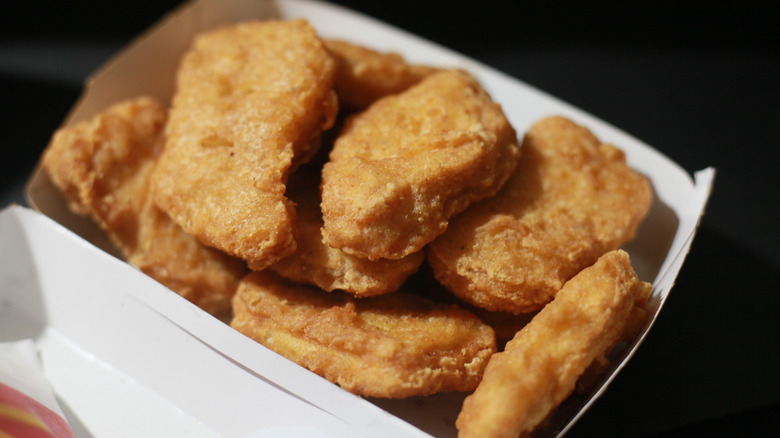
270,173,424,296
42,96,246,316
325,39,438,110
456,250,651,437
322,70,519,260
151,19,338,270
231,270,496,398
428,116,652,313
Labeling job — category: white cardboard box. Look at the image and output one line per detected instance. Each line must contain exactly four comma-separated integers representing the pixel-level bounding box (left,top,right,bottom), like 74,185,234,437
0,205,422,438
12,0,714,436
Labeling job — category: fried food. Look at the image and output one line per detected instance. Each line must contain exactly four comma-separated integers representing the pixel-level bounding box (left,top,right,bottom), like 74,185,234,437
41,96,247,315
150,19,339,270
466,307,536,352
231,270,497,398
325,39,438,110
403,264,535,350
321,69,520,260
456,250,651,438
269,173,424,296
428,115,652,313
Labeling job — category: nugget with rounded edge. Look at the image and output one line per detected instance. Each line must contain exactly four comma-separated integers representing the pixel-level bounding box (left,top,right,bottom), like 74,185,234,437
151,19,338,270
321,70,520,260
269,173,424,297
325,39,438,110
456,250,651,438
42,96,247,316
231,270,497,398
428,116,652,313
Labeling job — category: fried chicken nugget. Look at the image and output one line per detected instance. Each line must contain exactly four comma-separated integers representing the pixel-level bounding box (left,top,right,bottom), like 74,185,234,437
456,250,651,438
151,19,338,270
41,96,247,315
325,39,438,110
269,173,424,296
231,270,496,398
428,116,652,313
404,264,535,351
321,70,520,260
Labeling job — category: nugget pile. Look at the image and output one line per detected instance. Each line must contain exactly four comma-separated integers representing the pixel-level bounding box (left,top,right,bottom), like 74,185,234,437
40,18,654,436
428,116,652,313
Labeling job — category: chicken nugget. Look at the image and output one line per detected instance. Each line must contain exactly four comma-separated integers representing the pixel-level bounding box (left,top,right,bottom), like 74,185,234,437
428,116,652,313
456,250,651,438
231,270,496,398
42,96,247,316
403,264,535,351
151,19,338,270
269,172,424,296
325,39,438,110
321,70,520,260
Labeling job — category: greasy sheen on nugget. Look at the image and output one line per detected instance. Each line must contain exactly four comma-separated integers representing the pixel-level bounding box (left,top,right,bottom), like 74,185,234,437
456,250,651,438
428,116,652,313
42,96,247,315
231,270,497,398
151,19,338,270
325,39,438,110
321,70,520,260
269,173,424,297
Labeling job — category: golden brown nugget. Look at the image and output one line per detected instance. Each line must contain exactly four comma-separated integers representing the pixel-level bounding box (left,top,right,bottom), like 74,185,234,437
321,70,520,260
325,39,438,110
466,308,535,352
151,19,338,270
42,96,247,315
456,250,651,438
231,270,497,398
403,265,534,351
269,173,424,296
428,116,652,313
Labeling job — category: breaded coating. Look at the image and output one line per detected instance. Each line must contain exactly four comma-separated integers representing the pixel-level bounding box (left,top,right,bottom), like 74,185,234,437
321,70,520,260
231,270,497,398
151,19,338,270
41,96,247,316
403,264,535,351
325,39,438,110
456,250,651,438
466,307,535,352
428,116,652,313
269,173,424,297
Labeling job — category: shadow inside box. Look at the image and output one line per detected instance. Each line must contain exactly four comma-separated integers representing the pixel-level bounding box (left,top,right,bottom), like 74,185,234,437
621,180,678,284
567,224,780,437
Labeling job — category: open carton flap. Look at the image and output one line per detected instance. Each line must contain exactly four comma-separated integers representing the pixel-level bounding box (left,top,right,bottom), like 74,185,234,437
0,206,424,438
22,0,716,436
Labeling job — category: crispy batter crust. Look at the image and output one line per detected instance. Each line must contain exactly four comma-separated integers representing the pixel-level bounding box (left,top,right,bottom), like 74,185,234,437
321,70,520,260
325,39,438,110
150,19,338,270
231,270,497,398
42,96,246,315
428,116,652,313
269,173,424,296
456,250,651,437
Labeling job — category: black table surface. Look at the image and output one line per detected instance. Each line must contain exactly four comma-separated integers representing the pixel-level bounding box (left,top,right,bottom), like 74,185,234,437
2,1,778,436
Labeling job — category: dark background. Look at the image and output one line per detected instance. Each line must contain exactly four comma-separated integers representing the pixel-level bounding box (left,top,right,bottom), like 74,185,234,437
2,1,779,436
